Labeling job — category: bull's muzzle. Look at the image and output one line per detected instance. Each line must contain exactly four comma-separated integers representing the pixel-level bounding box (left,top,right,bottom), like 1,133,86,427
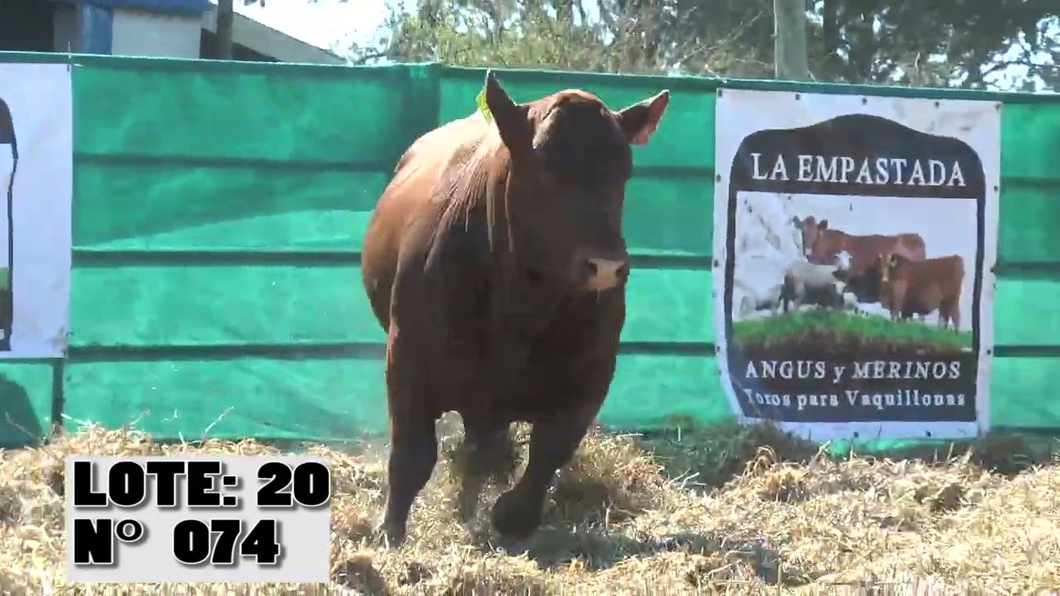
582,257,630,291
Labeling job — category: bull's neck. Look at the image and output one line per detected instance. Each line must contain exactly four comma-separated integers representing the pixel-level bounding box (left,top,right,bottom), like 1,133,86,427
480,154,520,260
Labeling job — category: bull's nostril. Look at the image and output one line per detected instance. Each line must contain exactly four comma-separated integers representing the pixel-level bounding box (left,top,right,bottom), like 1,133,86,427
616,263,630,278
585,260,598,276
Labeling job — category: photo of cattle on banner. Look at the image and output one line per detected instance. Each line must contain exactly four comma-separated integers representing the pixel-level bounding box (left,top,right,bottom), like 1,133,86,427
713,91,999,436
737,200,970,350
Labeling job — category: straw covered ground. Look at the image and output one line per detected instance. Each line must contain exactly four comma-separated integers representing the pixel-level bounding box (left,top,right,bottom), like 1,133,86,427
1,417,1059,595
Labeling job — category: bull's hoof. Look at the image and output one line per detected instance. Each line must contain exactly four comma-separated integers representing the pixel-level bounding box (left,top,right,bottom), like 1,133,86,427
372,519,407,548
490,489,543,541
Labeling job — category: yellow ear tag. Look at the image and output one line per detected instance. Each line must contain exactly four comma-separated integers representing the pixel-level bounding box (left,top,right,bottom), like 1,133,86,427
476,87,493,123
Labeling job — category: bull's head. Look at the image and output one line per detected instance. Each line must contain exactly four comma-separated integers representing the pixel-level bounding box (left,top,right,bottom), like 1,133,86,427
877,252,905,284
791,215,829,261
481,71,669,293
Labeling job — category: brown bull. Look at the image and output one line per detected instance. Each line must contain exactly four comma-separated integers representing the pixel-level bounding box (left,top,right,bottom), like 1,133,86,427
792,215,927,302
878,252,965,330
360,70,669,545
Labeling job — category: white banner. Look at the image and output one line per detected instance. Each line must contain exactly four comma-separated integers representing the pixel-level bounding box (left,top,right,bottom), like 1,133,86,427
0,64,72,359
712,89,1001,441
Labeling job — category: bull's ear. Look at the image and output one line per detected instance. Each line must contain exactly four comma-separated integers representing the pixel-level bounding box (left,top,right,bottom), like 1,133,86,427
484,70,533,156
818,219,828,230
616,90,670,146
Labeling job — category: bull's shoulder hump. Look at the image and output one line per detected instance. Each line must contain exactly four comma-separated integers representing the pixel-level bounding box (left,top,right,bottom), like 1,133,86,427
394,115,489,174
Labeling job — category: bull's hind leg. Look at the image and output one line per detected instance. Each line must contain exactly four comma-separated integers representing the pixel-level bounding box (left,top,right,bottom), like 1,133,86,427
377,412,437,546
940,299,960,331
490,400,600,541
457,423,511,527
375,341,439,547
377,409,437,546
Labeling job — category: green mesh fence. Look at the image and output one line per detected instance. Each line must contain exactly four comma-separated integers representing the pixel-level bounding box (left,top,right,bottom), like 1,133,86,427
0,53,1057,449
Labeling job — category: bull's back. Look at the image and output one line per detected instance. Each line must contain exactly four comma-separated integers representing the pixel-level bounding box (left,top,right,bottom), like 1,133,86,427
907,255,964,290
894,233,927,261
361,115,489,330
837,231,926,268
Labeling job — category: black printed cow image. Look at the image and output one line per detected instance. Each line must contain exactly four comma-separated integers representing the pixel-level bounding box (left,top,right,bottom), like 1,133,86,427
0,97,15,351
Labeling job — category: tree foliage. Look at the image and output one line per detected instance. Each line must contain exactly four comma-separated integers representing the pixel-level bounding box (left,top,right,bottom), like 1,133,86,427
331,0,1058,91
814,0,1059,90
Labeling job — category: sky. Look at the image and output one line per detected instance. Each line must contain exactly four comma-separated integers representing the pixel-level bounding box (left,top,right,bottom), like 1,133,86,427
228,0,397,56
226,0,1056,92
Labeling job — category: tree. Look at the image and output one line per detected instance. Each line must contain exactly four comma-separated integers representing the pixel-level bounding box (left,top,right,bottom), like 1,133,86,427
320,0,1057,91
340,0,774,77
774,0,810,80
813,0,1059,90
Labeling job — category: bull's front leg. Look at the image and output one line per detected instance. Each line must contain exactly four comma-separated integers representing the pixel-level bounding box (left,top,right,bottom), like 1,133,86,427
490,400,600,541
457,422,511,527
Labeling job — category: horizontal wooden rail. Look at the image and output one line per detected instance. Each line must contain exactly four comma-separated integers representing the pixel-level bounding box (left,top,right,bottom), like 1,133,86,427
60,341,1060,362
75,151,714,179
70,248,1060,275
75,152,389,173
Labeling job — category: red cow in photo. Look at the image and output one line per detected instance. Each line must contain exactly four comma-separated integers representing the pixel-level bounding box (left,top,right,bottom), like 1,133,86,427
877,252,965,330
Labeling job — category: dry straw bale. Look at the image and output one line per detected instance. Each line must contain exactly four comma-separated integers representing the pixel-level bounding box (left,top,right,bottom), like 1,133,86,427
1,417,1058,595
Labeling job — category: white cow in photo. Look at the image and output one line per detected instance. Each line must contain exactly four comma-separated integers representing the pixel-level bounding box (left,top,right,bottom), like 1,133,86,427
731,194,805,318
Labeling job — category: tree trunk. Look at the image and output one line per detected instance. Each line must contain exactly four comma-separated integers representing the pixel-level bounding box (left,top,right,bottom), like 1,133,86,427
822,0,840,79
773,0,809,80
216,0,234,60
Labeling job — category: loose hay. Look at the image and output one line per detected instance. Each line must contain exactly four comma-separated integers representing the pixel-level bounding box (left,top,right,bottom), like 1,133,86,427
1,420,1059,595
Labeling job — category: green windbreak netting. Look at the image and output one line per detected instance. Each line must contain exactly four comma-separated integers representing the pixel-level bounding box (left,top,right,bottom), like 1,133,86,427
0,53,1057,449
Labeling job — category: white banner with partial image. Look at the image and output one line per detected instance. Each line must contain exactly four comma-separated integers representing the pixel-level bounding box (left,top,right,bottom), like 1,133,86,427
0,63,73,359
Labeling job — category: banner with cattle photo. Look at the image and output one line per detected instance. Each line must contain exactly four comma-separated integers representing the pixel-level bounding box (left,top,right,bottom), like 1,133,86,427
712,88,1001,441
0,64,73,359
